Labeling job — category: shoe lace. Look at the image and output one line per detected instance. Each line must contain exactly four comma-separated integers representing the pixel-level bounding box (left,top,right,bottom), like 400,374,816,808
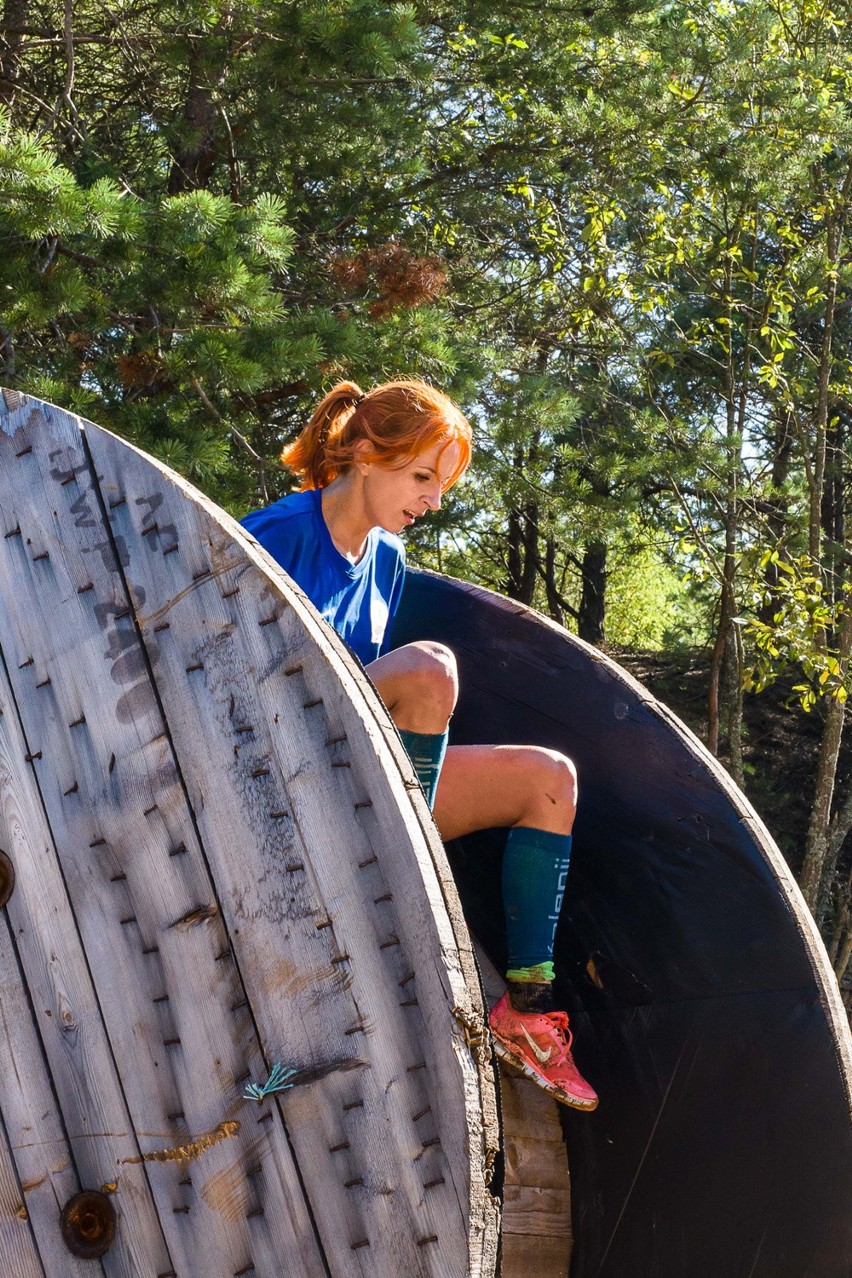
540,1010,575,1062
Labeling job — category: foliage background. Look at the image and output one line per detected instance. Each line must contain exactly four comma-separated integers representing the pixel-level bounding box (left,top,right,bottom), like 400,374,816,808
5,0,852,999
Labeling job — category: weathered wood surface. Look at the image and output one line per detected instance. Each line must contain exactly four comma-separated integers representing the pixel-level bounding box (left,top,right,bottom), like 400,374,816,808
499,1077,571,1276
0,399,323,1278
0,1100,45,1278
475,945,571,1278
0,391,499,1278
0,627,173,1278
84,412,499,1276
0,909,101,1278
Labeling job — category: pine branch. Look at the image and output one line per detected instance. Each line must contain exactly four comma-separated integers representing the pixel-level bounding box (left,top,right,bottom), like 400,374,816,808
55,242,110,269
191,376,270,504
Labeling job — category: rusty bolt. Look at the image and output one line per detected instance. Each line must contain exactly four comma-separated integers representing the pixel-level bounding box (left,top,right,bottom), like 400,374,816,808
60,1190,116,1259
0,851,14,909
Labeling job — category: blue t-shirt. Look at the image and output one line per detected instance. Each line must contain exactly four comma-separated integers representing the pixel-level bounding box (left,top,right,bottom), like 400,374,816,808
241,489,405,665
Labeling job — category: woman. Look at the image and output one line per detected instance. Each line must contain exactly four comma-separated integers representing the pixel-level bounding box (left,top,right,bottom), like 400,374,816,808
242,378,597,1111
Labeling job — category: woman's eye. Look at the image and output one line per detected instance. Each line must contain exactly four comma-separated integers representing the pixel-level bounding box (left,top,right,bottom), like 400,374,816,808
415,473,429,482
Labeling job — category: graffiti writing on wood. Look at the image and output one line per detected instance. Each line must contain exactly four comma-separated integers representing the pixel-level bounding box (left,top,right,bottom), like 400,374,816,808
49,446,158,725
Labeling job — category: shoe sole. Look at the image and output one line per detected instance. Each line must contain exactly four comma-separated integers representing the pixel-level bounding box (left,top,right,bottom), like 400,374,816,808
491,1036,599,1111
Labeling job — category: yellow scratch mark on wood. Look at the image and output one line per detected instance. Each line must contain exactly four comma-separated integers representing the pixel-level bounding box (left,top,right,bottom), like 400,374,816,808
201,1156,253,1223
121,1121,240,1166
138,558,239,628
200,1134,264,1223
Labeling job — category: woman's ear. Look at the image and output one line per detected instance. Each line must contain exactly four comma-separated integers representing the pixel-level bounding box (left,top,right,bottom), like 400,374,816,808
353,438,375,473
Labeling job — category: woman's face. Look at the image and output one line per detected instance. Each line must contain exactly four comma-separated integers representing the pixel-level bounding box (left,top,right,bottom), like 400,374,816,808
357,438,463,535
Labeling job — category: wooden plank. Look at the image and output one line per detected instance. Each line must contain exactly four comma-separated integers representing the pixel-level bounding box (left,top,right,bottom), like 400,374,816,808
93,452,464,1278
84,415,500,1276
0,912,100,1278
0,642,172,1278
0,399,327,1277
474,944,571,1278
501,1231,571,1272
500,1078,571,1194
325,623,502,1251
499,1079,572,1278
0,1106,45,1278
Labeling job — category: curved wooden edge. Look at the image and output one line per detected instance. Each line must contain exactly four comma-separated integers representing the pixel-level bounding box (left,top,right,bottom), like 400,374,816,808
409,567,852,1114
0,395,313,1277
0,391,503,1276
75,408,502,1275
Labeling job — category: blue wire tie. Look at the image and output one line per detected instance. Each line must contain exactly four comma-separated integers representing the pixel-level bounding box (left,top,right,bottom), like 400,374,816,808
242,1062,297,1104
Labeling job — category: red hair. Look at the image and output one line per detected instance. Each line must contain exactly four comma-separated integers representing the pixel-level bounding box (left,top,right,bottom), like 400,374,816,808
280,378,472,491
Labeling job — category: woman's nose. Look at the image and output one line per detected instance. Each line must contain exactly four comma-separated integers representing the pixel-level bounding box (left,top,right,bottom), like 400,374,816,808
426,486,442,511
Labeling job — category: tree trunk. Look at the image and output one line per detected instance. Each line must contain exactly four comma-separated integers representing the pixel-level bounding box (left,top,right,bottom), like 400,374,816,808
167,46,222,194
808,163,852,563
759,411,794,622
505,500,539,605
800,695,847,919
543,536,564,626
810,243,840,564
800,609,852,918
708,249,744,765
577,541,607,644
0,0,30,106
726,617,745,787
708,421,739,759
708,583,734,757
821,398,846,608
506,504,524,600
504,437,540,607
798,169,852,923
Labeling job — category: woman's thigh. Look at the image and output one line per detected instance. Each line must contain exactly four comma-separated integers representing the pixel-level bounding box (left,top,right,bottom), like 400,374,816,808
432,744,577,841
364,645,425,709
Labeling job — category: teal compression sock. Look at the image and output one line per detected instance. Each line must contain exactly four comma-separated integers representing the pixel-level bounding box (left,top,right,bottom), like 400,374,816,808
398,729,448,810
502,826,572,1010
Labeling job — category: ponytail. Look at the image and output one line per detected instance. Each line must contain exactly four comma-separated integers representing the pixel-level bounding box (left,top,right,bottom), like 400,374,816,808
281,378,472,492
280,381,364,489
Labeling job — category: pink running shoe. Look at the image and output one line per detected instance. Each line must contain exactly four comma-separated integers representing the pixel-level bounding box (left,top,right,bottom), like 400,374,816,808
489,992,598,1111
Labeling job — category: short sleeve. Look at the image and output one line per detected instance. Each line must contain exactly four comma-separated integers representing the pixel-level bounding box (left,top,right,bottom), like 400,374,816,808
379,544,406,657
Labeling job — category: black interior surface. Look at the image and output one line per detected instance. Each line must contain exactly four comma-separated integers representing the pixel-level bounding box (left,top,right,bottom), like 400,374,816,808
392,568,852,1278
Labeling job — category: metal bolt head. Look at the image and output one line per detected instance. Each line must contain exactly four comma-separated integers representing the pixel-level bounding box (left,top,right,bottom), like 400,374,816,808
60,1190,116,1259
0,851,14,909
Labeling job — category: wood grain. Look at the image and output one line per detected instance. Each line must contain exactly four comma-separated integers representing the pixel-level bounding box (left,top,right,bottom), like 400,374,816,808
84,414,499,1277
0,1104,45,1278
0,398,325,1277
0,627,171,1278
0,391,499,1277
0,912,99,1278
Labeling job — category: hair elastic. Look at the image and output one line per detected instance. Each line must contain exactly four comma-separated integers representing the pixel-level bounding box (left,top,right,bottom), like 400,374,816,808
354,393,366,405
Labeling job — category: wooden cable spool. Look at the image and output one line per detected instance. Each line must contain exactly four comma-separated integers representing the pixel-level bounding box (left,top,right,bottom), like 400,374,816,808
2,388,852,1277
0,390,501,1278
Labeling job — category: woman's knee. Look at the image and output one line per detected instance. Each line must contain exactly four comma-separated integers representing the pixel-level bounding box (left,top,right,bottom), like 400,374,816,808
522,747,578,825
550,750,578,811
397,641,458,716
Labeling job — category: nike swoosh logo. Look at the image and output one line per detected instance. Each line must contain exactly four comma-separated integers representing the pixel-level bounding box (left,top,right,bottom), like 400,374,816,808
520,1024,552,1064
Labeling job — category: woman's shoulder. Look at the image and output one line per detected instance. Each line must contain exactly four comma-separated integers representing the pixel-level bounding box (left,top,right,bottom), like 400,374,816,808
241,488,319,533
374,528,406,568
